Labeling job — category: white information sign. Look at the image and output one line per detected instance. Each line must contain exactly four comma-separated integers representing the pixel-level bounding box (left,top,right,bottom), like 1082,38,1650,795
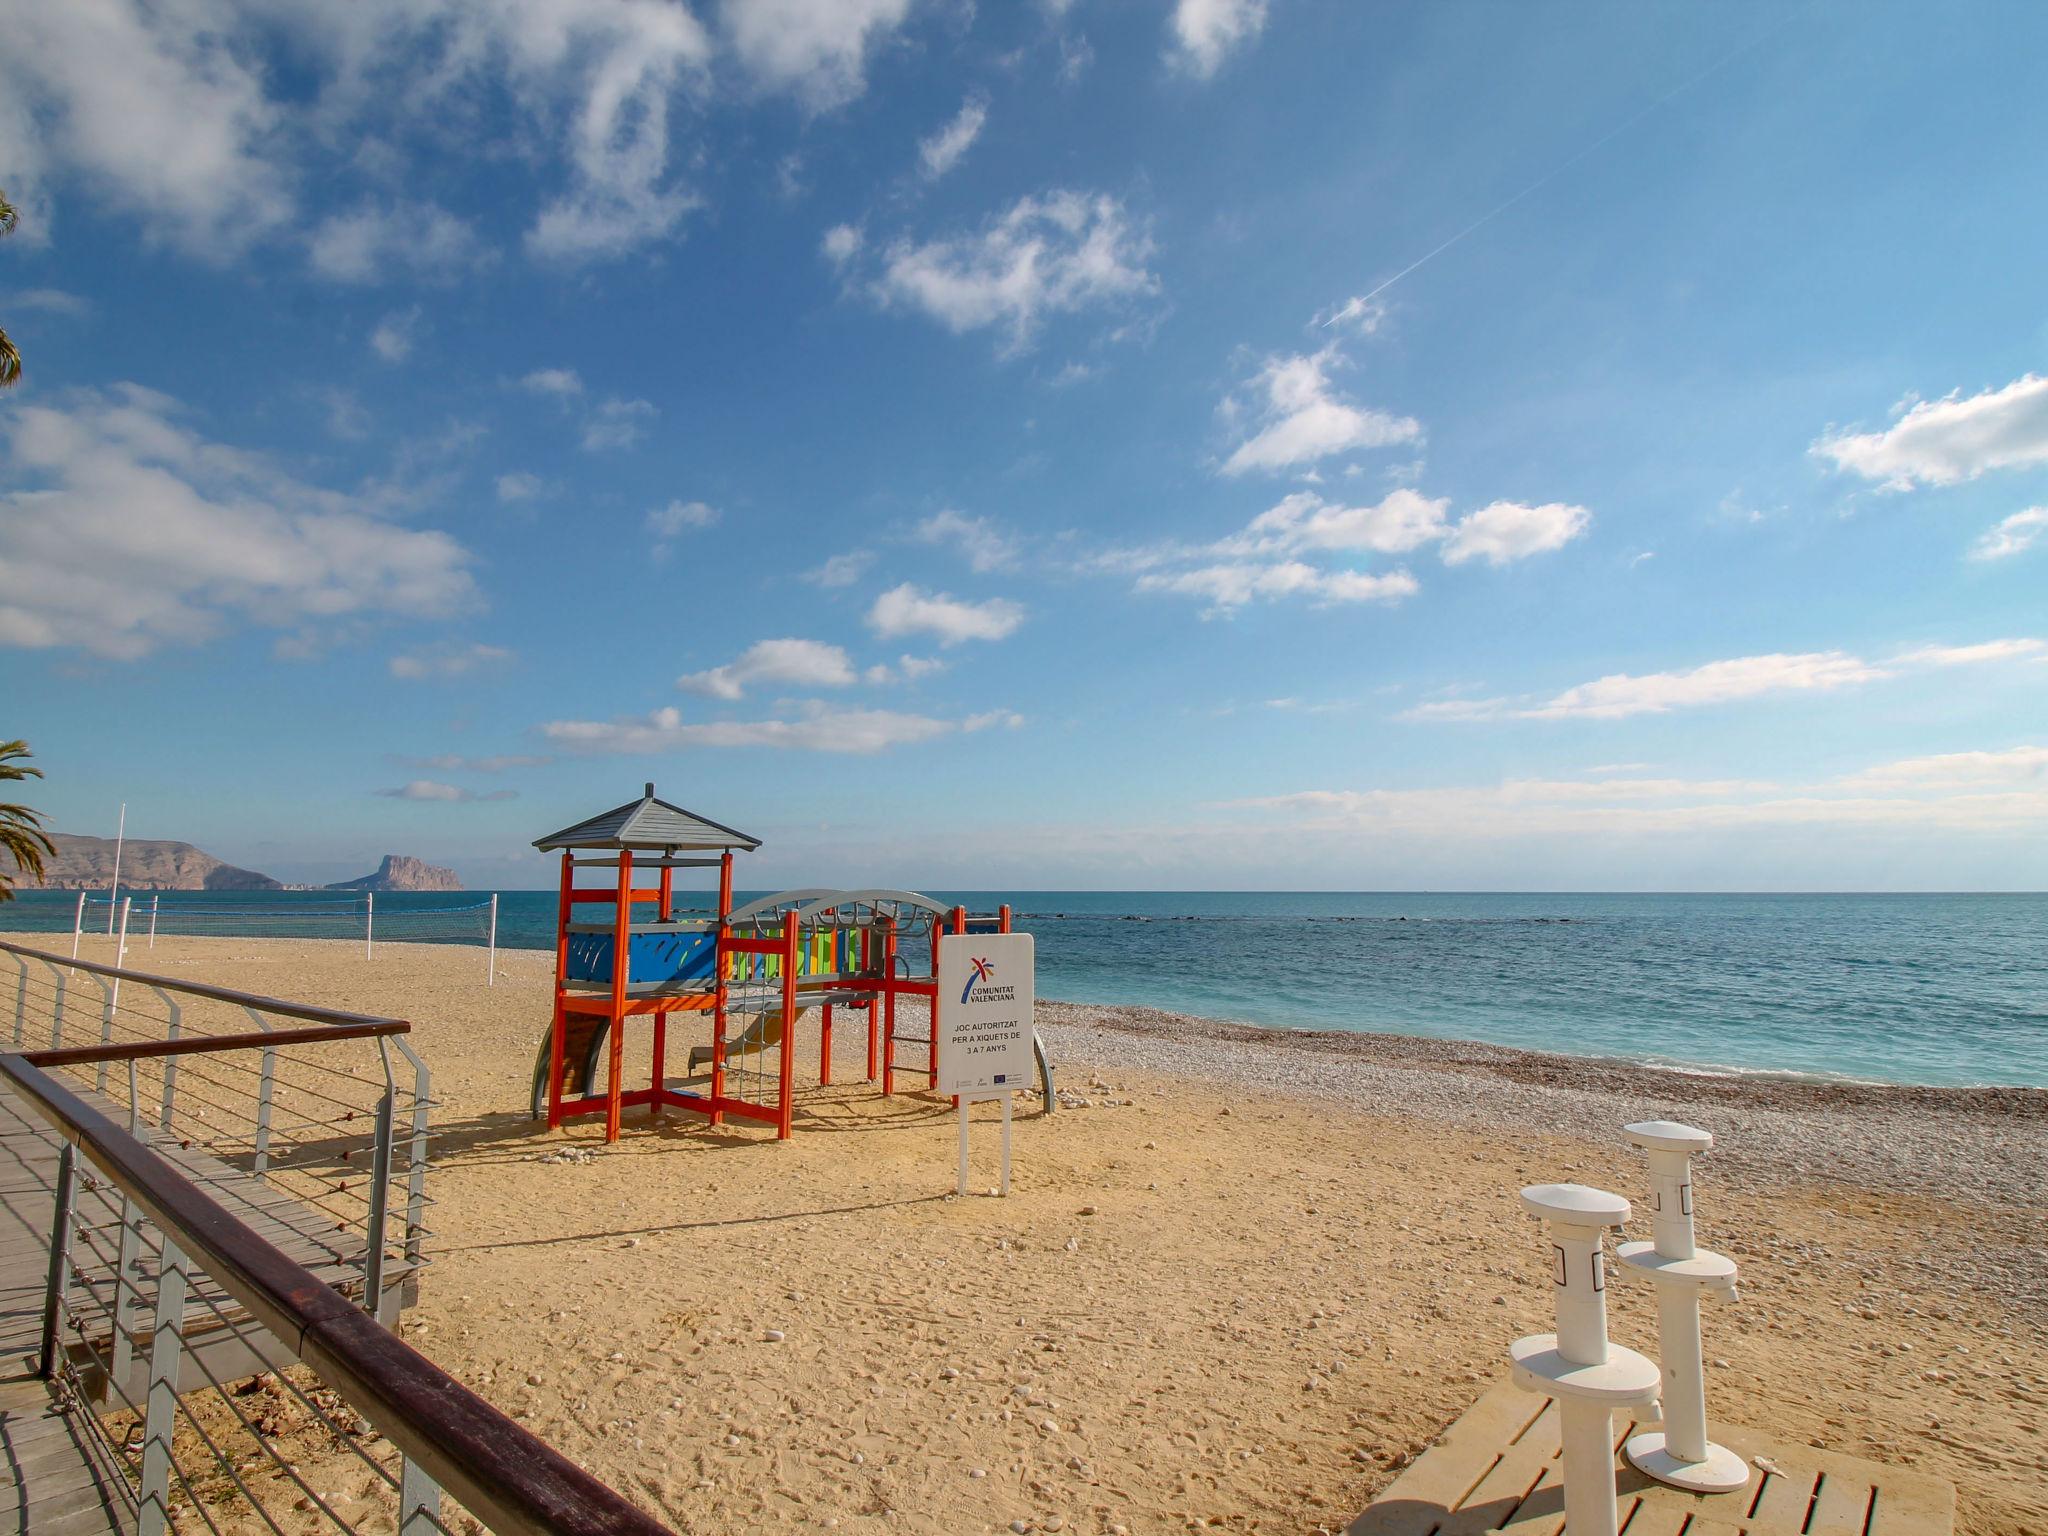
936,933,1036,1095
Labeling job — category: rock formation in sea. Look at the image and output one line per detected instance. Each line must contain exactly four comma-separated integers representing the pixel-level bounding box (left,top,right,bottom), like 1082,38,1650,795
37,833,283,891
327,854,463,892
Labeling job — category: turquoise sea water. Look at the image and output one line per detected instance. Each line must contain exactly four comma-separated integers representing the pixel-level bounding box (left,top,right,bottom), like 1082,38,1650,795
9,890,2045,1088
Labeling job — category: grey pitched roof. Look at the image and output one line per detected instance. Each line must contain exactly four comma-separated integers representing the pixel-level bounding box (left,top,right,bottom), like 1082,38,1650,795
533,784,762,852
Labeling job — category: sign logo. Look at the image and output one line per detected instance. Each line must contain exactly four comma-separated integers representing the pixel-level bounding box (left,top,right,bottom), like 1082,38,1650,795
961,956,995,1004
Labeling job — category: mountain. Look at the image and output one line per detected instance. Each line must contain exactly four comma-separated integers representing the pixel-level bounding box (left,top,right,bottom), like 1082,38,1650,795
37,834,282,891
327,855,462,892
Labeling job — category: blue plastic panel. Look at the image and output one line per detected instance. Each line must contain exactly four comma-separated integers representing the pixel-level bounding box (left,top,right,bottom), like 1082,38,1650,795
566,930,716,986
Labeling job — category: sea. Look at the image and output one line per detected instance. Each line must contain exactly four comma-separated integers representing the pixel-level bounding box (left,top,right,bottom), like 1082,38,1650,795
7,889,2045,1089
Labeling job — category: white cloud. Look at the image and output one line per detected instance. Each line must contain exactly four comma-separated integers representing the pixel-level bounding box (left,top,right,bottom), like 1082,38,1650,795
1409,639,2048,723
1838,745,2048,792
0,385,476,659
647,499,718,550
398,753,551,773
719,0,915,110
584,397,656,451
1968,507,2048,562
1312,294,1386,336
804,550,875,587
1891,638,2045,667
1167,0,1269,77
916,509,1017,572
520,367,585,398
821,222,864,264
0,0,291,255
6,288,90,316
369,307,420,363
376,779,518,803
1220,348,1420,475
1136,560,1418,614
919,94,988,180
1239,755,2048,839
389,642,513,680
869,190,1157,353
679,638,858,699
1440,501,1593,566
1220,489,1450,556
864,653,945,685
307,200,484,283
496,472,546,504
1,0,715,266
543,701,955,755
868,583,1024,645
963,710,1026,732
1814,374,2048,489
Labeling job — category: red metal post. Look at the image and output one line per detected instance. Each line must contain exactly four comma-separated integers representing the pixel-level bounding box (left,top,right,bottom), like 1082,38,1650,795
547,851,573,1129
604,849,632,1143
820,1004,833,1086
651,864,672,1119
777,909,798,1139
999,904,1012,934
881,920,897,1095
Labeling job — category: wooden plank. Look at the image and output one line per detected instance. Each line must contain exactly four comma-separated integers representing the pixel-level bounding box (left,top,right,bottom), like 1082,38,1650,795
1349,1385,1954,1536
1745,1464,1818,1530
1805,1471,1877,1534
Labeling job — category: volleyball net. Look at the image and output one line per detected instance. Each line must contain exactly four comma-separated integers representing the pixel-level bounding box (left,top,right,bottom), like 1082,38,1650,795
68,891,503,981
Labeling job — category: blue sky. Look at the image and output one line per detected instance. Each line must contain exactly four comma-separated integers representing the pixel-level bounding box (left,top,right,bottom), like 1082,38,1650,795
2,0,2045,891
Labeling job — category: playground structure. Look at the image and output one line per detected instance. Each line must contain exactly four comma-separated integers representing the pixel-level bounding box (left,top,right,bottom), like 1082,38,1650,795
528,785,1054,1142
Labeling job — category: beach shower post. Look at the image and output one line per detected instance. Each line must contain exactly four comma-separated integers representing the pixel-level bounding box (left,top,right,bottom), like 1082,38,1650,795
1510,1183,1661,1536
1617,1120,1748,1492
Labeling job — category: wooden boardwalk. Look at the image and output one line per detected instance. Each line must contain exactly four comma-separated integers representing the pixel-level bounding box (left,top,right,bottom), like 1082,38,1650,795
0,1091,130,1536
1349,1381,1955,1535
0,1084,410,1535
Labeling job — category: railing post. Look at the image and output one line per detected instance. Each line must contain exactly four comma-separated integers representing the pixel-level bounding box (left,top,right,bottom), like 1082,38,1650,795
94,974,116,1094
38,1142,77,1380
12,951,25,1047
48,960,67,1050
401,1048,433,1307
153,988,183,1134
253,1046,277,1175
244,1004,277,1175
108,1064,148,1406
366,1088,395,1323
135,1236,191,1536
399,1455,444,1536
487,893,499,986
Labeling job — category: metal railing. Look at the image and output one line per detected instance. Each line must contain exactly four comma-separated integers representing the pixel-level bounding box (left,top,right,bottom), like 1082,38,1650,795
0,939,673,1536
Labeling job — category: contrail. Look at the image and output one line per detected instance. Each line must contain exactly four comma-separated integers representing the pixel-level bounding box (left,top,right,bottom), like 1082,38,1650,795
1325,10,1807,323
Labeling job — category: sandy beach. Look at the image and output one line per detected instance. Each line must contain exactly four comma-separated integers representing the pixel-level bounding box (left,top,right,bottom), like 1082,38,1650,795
15,932,2047,1536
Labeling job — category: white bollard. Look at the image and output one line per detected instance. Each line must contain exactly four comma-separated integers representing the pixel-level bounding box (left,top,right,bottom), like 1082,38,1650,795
1618,1121,1748,1493
1510,1184,1662,1536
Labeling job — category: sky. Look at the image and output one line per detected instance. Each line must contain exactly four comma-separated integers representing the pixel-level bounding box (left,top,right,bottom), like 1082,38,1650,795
2,0,2046,892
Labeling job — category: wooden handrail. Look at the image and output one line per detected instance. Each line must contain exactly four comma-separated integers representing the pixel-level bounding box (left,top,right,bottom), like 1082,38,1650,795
22,1020,411,1069
0,938,409,1031
0,1054,676,1536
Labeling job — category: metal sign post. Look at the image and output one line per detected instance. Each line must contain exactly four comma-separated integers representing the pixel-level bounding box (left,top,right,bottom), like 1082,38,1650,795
937,933,1034,1198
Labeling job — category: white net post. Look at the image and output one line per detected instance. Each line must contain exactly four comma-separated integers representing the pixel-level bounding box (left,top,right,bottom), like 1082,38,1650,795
487,894,499,986
365,892,375,960
148,894,159,949
71,893,85,959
